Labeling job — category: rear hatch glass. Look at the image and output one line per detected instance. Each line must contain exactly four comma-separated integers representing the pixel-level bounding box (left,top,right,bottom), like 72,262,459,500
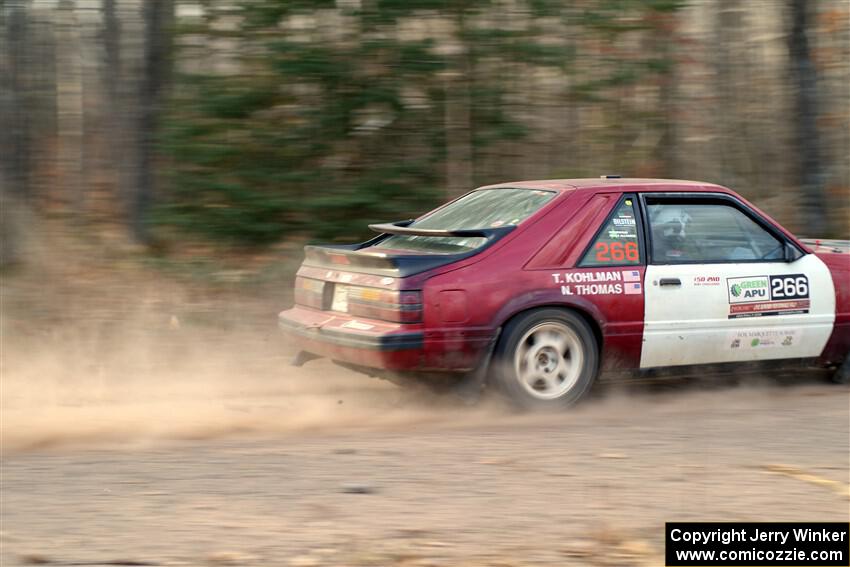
371,188,556,253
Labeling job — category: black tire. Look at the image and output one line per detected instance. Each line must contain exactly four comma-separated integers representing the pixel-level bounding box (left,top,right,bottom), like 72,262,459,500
492,308,599,410
831,355,850,384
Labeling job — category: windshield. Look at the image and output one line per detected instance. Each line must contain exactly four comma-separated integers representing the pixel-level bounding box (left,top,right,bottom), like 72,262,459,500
373,188,557,253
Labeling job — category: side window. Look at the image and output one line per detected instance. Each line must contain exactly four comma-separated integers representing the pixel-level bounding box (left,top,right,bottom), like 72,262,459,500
646,202,783,263
580,197,642,267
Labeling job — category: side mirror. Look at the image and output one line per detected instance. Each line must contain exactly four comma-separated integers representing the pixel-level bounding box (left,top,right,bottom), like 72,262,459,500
784,242,803,263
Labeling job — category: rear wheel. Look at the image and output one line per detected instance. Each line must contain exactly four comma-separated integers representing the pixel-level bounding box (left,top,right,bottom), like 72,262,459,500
492,308,599,410
831,355,850,384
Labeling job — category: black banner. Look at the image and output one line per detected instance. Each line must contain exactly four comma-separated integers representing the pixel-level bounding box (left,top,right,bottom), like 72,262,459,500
666,522,849,566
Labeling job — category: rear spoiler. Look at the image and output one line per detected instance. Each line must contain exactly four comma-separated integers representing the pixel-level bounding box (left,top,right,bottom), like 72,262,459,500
302,220,516,278
368,220,515,240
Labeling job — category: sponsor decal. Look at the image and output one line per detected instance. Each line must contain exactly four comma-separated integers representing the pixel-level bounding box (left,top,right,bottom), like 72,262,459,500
729,299,810,318
607,229,635,239
770,274,809,300
552,270,643,296
552,271,622,284
594,241,639,262
693,275,721,286
727,329,800,349
561,284,622,295
612,217,636,227
624,282,642,295
728,276,770,303
726,274,810,318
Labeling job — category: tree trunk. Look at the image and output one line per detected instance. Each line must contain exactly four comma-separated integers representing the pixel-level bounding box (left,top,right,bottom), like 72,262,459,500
102,0,125,217
56,0,84,214
714,0,745,187
103,0,121,113
3,1,32,203
1,1,32,267
444,8,474,199
444,66,474,199
787,0,828,236
130,0,173,244
655,10,679,178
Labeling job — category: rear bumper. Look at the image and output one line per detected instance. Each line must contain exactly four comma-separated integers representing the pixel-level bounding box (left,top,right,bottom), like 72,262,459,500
278,316,423,351
278,305,493,372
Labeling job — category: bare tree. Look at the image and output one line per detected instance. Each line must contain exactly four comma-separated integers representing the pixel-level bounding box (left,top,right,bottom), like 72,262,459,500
1,1,32,267
130,0,173,244
653,9,679,178
101,0,127,219
102,0,121,116
443,66,474,199
2,1,32,202
787,0,827,235
714,0,748,188
56,0,83,213
444,8,474,198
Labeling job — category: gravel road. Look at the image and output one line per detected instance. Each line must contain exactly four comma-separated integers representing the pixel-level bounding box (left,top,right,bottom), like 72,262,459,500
3,365,848,567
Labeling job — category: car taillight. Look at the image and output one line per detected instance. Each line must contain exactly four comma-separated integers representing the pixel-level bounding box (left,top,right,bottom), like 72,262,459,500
294,277,326,309
346,286,423,323
295,278,423,323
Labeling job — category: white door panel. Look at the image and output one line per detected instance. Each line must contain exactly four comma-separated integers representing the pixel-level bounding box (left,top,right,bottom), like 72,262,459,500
641,254,835,368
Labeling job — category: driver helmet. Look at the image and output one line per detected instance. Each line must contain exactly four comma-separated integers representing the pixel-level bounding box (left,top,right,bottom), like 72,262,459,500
653,206,692,255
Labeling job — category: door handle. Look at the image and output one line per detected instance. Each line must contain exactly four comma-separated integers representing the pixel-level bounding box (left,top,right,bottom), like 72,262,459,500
659,277,682,286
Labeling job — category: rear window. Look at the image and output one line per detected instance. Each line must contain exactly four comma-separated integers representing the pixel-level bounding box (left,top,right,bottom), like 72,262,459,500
373,188,556,253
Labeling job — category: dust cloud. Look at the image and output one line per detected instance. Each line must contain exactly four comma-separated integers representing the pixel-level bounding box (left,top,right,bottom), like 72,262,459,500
1,310,522,453
4,314,837,455
1,236,841,455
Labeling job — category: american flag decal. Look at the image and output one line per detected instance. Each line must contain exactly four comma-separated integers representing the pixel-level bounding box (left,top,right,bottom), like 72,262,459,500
623,270,641,282
624,282,642,295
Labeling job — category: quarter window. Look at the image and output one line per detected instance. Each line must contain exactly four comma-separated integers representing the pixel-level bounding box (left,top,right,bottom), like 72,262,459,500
646,202,783,263
580,198,642,267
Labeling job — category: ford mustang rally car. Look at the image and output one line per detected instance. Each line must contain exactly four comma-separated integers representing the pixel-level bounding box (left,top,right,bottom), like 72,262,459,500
279,178,850,409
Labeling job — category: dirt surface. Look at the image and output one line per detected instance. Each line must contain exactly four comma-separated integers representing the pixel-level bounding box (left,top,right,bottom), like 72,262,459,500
3,360,849,567
2,239,849,567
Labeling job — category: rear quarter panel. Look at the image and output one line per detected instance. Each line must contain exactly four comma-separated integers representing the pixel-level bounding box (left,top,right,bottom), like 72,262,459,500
421,189,644,370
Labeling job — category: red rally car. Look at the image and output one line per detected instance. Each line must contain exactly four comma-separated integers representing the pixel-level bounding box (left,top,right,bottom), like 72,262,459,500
279,178,850,409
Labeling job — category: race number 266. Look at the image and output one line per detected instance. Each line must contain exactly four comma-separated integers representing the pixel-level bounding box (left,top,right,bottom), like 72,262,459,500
769,274,809,300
